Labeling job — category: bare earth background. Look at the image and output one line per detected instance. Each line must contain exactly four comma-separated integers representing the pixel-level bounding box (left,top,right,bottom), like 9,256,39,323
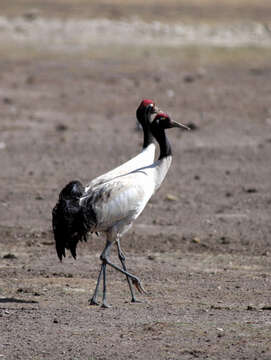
0,1,271,359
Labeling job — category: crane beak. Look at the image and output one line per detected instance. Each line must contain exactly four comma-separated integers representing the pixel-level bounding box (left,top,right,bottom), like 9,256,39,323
170,120,191,130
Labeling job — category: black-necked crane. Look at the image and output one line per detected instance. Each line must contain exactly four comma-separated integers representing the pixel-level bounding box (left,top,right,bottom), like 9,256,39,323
52,99,158,302
52,112,189,307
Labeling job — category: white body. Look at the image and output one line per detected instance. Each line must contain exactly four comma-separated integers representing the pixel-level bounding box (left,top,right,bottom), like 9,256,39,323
85,143,156,192
80,155,172,239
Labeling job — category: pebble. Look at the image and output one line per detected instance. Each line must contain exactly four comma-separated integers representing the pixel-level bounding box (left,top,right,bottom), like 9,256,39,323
165,193,178,201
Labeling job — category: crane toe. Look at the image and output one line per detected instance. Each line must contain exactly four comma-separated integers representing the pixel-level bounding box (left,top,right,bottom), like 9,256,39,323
132,278,148,295
89,297,99,306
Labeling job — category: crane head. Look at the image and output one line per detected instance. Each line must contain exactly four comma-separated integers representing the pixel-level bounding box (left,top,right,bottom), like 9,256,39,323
137,99,159,117
152,112,190,130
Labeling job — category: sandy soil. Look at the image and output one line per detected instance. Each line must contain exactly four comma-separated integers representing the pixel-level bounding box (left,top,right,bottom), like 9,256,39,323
0,1,271,359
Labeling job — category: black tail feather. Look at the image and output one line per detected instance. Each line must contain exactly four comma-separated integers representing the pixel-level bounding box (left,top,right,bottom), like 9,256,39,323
52,180,91,261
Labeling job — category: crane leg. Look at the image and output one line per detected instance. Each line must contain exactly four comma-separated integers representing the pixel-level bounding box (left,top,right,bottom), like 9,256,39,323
116,239,141,303
101,239,147,295
89,239,147,307
89,240,112,308
89,264,103,306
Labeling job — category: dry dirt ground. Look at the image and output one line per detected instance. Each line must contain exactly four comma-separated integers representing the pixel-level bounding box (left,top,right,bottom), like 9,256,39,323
1,1,271,360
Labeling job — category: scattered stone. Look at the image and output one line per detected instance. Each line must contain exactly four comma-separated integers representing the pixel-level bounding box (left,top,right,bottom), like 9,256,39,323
153,76,161,83
183,74,195,83
194,175,200,180
3,97,13,105
23,9,39,21
25,75,35,85
166,89,175,98
41,241,54,246
56,123,68,132
53,318,59,323
220,236,230,245
147,255,156,261
35,195,44,200
192,237,200,244
211,305,231,310
3,253,17,259
0,142,6,150
247,305,257,311
165,193,178,201
244,187,257,194
250,68,264,76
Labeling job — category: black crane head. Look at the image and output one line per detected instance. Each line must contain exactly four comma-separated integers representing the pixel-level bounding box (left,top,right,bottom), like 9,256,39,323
152,112,190,130
52,180,87,261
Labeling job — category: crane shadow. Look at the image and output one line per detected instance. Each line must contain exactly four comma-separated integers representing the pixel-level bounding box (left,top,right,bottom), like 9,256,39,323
0,297,38,304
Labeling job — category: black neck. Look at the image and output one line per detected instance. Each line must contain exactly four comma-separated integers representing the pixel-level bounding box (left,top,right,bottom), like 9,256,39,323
137,107,154,149
151,123,172,160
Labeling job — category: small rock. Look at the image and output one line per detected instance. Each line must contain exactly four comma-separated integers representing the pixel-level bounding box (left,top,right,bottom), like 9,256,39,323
25,75,35,85
153,76,161,83
35,195,44,200
244,188,257,194
220,236,230,245
3,253,17,259
0,142,6,150
183,74,195,83
165,193,178,201
23,9,39,21
53,318,58,323
41,241,54,246
147,255,156,261
192,237,200,244
247,305,257,311
250,68,264,76
56,124,68,132
166,89,175,98
3,97,13,105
